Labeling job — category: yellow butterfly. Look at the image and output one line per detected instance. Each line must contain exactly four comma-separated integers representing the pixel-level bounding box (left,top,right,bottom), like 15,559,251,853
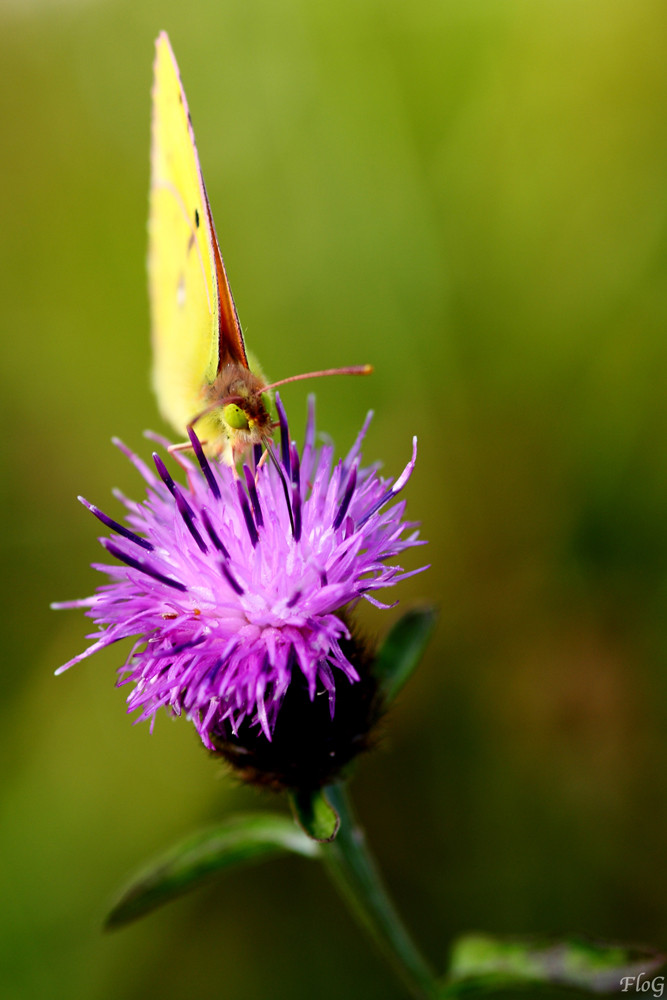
149,32,370,463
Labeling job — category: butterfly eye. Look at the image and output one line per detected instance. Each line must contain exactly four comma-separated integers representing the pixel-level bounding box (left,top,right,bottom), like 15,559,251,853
223,403,250,431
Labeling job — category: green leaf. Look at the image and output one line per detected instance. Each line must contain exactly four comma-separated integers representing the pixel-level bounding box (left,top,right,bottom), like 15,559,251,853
374,606,437,705
440,933,666,996
289,787,340,842
105,813,320,929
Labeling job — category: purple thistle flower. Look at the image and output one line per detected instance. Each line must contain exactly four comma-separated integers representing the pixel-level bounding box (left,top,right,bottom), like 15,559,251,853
54,396,426,754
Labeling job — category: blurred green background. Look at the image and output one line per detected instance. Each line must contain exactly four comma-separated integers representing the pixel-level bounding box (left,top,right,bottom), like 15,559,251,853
2,0,667,997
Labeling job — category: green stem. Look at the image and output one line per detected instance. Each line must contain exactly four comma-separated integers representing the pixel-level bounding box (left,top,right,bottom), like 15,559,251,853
320,783,439,1000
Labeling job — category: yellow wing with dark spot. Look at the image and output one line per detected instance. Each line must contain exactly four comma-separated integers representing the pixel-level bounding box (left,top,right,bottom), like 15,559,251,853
149,32,248,437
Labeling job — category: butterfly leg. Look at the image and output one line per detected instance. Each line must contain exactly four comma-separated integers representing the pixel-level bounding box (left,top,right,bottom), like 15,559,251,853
167,439,208,462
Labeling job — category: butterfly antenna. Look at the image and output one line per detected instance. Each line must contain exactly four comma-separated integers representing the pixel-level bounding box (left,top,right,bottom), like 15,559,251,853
260,364,373,395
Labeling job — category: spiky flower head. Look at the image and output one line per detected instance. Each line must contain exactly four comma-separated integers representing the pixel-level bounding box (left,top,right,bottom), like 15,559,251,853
54,396,426,782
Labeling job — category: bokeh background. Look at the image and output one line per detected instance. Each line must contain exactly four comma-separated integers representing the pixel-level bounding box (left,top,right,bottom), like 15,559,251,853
2,1,667,997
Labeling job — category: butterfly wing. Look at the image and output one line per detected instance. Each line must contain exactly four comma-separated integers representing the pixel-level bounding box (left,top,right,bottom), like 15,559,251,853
149,32,248,437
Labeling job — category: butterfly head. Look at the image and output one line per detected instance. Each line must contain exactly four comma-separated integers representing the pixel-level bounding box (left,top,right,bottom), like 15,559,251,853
194,362,273,463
